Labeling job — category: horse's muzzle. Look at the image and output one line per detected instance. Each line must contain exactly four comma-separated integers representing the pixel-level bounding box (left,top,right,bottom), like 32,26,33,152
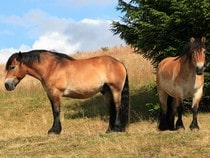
5,79,18,91
196,66,205,75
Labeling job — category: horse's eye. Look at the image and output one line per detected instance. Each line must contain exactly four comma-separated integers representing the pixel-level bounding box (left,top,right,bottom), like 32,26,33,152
9,65,16,70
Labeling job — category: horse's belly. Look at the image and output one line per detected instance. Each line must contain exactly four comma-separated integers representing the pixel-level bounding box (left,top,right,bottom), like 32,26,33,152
63,88,100,99
163,82,202,99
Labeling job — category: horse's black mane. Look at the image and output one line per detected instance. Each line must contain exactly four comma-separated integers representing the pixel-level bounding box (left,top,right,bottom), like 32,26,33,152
6,50,74,70
177,38,206,61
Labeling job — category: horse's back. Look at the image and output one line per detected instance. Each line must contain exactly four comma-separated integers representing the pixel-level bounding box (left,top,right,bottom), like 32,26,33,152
79,55,126,79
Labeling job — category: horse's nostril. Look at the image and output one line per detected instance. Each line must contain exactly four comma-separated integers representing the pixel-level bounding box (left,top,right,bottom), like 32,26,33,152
5,83,10,90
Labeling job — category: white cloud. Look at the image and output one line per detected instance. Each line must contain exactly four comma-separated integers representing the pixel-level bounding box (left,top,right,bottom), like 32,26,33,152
32,32,80,53
30,17,124,53
0,48,17,64
0,9,124,63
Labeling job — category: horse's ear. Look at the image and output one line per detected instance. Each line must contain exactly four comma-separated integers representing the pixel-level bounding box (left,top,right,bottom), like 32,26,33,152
201,37,206,43
17,51,22,61
18,51,22,57
190,37,195,43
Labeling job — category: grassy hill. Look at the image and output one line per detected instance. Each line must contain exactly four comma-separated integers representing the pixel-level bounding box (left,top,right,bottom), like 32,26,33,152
0,46,210,157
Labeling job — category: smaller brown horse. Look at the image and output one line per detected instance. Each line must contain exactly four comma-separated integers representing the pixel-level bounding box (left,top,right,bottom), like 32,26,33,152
5,50,130,134
157,37,206,131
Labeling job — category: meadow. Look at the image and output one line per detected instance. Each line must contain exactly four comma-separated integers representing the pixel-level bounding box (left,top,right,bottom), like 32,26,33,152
0,46,210,157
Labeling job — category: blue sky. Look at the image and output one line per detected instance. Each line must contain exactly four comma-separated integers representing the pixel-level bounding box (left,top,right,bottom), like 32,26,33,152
0,0,125,63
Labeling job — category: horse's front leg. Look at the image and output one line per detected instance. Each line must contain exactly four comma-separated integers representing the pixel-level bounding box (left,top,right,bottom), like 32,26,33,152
190,89,203,130
190,106,199,130
176,104,185,130
47,94,62,134
175,99,185,130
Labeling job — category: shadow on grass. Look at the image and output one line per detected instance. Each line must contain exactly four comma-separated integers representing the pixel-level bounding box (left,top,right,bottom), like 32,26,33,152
63,85,159,123
130,87,159,123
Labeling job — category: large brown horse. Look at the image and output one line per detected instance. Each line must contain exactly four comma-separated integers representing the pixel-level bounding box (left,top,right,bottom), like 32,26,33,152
157,37,206,131
5,50,130,134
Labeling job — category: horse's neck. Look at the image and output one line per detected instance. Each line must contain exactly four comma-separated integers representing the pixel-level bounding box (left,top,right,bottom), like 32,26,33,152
179,55,196,76
25,63,47,81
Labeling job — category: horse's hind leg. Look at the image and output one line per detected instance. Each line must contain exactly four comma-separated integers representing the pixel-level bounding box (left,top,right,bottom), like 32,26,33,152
109,86,123,132
167,96,176,130
176,100,185,130
102,84,116,133
158,89,169,130
104,83,126,132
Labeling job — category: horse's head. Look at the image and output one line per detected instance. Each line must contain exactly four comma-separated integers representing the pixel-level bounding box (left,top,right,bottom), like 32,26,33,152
189,37,206,75
5,52,27,91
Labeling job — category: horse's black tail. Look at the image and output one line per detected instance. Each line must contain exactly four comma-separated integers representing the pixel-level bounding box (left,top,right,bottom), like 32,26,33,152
119,73,130,131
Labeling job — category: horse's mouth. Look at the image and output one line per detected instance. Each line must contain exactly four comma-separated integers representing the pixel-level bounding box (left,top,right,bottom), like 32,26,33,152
5,82,16,91
196,65,205,75
196,72,204,75
5,79,19,91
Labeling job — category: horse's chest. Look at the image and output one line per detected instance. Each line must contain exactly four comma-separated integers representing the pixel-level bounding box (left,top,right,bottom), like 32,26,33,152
180,80,203,99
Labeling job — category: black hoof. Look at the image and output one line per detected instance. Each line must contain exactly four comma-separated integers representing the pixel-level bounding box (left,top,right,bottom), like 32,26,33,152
113,126,123,132
176,123,185,130
106,126,124,133
176,118,184,129
158,114,169,131
176,126,185,130
190,125,199,131
158,123,169,131
48,128,61,135
190,121,199,131
106,128,112,133
168,127,175,131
